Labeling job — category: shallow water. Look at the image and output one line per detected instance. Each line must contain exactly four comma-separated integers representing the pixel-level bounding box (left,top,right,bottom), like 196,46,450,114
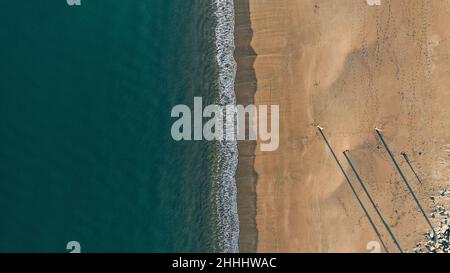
0,0,237,252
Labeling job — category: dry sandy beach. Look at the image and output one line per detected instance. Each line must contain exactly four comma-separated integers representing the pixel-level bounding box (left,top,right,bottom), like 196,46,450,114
235,0,450,252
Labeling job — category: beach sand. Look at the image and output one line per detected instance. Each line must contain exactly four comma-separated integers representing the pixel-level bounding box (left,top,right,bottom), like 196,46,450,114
235,0,450,252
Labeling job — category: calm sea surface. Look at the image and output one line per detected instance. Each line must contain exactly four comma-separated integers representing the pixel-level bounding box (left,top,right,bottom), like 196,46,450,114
0,0,237,252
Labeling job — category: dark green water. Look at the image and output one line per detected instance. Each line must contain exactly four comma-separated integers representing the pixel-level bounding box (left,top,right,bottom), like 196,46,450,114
0,0,222,252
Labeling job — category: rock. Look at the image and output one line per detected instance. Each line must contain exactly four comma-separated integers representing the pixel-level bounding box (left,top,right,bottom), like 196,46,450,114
415,185,450,253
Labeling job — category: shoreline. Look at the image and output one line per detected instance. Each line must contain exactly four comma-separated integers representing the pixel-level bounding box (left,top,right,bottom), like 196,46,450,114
234,0,258,253
213,0,240,253
234,0,450,252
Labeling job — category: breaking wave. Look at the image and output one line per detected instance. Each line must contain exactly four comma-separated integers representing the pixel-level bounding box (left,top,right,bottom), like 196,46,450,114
213,0,239,253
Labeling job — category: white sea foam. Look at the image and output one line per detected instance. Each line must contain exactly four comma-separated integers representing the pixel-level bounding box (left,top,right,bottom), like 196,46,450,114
213,0,240,253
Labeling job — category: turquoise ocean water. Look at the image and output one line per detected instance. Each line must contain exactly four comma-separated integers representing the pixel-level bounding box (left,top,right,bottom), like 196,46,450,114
0,0,238,252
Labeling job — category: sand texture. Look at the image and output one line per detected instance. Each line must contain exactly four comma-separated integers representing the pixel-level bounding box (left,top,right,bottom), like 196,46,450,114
234,0,450,252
